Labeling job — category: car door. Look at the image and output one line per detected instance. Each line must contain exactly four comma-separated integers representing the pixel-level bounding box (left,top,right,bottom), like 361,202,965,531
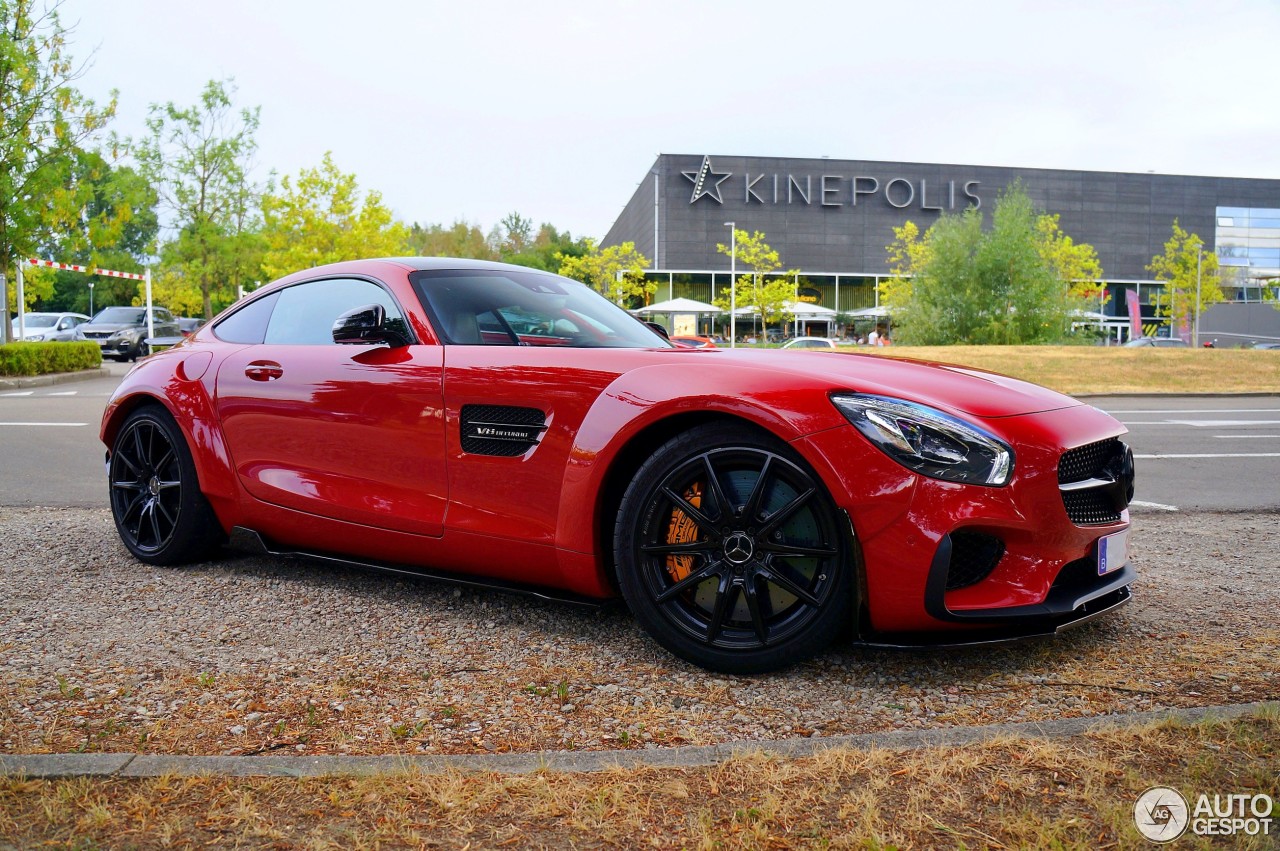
214,276,448,537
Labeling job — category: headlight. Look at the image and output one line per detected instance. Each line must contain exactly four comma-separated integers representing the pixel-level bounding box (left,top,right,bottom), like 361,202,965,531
831,393,1014,486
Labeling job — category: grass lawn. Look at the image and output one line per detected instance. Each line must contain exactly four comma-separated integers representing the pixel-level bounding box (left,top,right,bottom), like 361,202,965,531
846,345,1280,395
2,710,1275,849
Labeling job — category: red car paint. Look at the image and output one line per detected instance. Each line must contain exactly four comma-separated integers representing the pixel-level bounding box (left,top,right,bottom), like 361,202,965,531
102,258,1133,643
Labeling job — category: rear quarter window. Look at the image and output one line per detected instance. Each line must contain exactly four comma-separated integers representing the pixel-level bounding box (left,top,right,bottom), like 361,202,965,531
212,292,280,344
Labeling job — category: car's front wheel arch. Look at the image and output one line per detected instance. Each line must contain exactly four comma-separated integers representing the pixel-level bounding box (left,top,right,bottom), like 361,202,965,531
611,419,858,673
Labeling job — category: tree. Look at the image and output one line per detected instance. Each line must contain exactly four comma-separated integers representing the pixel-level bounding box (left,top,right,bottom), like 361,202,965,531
882,182,1100,344
713,229,795,332
1,0,116,319
1146,219,1223,335
1037,213,1105,309
505,222,589,272
135,78,260,318
407,221,497,260
260,152,409,280
40,147,158,313
495,211,533,257
556,239,653,304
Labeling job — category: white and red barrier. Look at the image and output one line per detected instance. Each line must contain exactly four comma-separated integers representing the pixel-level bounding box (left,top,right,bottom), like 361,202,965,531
26,258,146,281
12,258,153,342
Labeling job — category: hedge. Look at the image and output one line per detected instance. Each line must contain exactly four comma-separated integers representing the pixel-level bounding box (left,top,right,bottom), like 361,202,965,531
0,341,103,376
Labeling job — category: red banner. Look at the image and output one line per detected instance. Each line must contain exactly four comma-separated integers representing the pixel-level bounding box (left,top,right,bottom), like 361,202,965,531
1125,289,1142,340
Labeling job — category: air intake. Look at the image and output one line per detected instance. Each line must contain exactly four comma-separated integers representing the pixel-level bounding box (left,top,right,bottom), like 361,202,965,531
460,405,547,457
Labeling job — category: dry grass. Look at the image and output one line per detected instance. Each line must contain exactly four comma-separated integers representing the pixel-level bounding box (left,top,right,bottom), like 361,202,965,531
844,345,1280,395
2,709,1276,849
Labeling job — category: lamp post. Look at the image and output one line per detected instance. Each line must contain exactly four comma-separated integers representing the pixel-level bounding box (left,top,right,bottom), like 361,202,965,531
88,280,95,316
1193,244,1204,348
724,222,736,348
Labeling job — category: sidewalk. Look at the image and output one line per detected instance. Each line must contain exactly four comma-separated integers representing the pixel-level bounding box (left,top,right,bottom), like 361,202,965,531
0,367,108,391
1,700,1272,779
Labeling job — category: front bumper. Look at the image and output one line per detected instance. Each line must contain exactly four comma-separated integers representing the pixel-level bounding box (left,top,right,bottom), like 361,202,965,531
794,402,1134,638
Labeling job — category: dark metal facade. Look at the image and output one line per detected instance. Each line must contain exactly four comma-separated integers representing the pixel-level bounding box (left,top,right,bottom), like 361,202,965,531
603,154,1280,281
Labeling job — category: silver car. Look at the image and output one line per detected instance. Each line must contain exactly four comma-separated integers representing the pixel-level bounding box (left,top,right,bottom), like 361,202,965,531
8,312,91,342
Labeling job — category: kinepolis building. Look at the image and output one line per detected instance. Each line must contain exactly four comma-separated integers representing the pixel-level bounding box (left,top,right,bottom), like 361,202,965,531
602,154,1280,342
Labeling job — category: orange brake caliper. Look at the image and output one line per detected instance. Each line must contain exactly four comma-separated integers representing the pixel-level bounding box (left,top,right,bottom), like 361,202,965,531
664,482,704,582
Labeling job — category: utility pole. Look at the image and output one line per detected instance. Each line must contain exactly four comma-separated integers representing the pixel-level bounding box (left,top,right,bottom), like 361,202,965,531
1,272,9,345
724,222,736,348
1193,244,1204,348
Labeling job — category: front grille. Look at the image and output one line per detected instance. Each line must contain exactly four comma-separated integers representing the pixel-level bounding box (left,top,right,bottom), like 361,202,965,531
1062,491,1122,525
1058,438,1126,525
82,331,111,339
946,531,1005,590
1058,438,1119,484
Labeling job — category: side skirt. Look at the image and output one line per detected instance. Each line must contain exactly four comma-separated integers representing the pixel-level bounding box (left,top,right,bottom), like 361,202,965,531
228,526,609,611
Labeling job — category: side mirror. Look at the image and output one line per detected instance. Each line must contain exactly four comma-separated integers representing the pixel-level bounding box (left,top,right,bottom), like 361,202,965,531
643,320,670,341
333,304,409,347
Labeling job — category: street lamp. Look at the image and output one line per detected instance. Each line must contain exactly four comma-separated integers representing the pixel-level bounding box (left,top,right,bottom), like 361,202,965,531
1193,243,1204,348
88,280,95,316
724,222,736,348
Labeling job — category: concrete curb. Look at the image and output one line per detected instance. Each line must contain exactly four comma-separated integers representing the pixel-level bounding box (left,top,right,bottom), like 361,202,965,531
2,701,1274,780
0,367,108,390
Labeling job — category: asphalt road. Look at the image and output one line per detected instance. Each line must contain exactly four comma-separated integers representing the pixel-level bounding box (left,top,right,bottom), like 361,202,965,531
1,365,1277,513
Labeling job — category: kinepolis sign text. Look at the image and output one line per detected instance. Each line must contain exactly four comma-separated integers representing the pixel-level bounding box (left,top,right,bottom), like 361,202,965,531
682,155,982,212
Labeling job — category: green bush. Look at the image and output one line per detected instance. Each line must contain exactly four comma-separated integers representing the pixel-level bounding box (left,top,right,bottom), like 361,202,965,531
0,342,102,376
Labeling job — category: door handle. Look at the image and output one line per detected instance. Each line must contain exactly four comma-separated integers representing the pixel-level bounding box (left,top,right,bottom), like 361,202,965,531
245,361,283,381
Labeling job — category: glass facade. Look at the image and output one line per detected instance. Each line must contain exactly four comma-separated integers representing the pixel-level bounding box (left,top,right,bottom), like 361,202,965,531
1216,206,1280,300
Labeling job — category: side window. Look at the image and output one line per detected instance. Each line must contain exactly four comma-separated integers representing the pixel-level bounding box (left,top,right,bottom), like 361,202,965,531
57,318,72,331
213,292,281,344
264,278,410,346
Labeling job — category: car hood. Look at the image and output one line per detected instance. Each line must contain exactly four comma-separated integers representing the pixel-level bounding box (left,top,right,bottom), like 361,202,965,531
80,322,140,333
671,348,1079,419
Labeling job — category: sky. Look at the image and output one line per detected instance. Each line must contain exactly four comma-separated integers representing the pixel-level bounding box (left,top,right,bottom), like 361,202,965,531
63,0,1280,242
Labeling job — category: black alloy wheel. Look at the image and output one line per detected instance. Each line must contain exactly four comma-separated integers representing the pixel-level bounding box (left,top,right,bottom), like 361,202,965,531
108,406,225,565
615,422,853,673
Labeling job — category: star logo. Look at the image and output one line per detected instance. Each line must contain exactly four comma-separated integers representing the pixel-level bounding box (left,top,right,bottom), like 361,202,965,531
682,156,731,204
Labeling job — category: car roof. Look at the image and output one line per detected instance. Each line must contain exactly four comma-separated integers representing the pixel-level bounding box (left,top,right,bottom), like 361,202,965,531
256,257,567,296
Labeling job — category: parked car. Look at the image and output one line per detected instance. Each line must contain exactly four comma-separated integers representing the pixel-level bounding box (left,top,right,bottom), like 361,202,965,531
79,306,182,361
669,335,717,349
178,317,208,337
101,258,1136,673
781,337,838,350
1123,336,1188,348
8,312,91,342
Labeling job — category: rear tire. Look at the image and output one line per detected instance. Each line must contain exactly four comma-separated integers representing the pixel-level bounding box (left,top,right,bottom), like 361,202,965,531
614,422,853,673
108,405,226,565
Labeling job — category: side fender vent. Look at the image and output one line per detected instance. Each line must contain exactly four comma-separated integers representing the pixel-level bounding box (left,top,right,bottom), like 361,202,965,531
460,405,547,457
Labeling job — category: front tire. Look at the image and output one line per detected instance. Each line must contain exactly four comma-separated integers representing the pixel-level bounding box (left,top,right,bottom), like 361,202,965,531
108,405,226,565
614,422,853,673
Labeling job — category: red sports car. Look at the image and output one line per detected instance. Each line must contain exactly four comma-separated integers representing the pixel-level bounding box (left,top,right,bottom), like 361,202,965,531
101,258,1136,673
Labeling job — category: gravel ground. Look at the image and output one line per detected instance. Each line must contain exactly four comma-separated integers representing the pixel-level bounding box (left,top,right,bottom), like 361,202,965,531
2,506,1276,758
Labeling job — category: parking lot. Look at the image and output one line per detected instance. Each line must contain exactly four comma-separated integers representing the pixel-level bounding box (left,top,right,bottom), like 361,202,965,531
1,367,1276,758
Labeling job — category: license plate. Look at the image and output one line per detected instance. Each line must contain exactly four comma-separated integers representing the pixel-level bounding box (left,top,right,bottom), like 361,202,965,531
1096,529,1129,576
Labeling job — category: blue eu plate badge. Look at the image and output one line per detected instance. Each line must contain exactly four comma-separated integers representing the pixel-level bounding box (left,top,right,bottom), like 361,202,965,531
1097,529,1129,576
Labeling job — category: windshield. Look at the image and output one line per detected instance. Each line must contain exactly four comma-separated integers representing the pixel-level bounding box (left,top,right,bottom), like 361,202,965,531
411,268,671,348
93,307,146,325
12,315,57,328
